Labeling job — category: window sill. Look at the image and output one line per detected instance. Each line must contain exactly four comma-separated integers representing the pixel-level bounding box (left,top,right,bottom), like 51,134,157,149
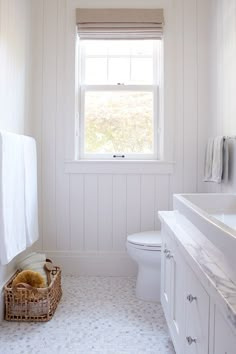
64,160,175,175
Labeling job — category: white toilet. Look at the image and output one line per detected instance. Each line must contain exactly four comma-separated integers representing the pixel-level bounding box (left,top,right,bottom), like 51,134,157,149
126,230,162,302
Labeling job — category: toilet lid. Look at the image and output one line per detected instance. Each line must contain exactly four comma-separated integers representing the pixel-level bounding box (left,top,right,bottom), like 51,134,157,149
127,231,162,248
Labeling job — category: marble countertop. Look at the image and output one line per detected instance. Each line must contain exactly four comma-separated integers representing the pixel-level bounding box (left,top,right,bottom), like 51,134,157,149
159,210,236,331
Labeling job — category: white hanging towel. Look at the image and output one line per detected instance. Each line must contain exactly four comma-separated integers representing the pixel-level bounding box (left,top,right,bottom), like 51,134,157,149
222,138,229,182
211,136,224,183
204,137,214,181
0,131,26,264
23,136,39,246
204,136,228,183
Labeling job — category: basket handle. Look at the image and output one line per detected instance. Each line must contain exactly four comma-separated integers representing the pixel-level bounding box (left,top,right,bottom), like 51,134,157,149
44,259,60,283
44,262,54,285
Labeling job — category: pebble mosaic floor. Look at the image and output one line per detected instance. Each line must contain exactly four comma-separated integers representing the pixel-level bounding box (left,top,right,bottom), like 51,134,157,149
0,276,175,354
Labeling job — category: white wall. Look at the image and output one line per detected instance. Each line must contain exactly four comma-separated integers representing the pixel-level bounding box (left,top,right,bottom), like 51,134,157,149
33,0,211,275
0,0,32,135
207,0,236,193
0,0,35,319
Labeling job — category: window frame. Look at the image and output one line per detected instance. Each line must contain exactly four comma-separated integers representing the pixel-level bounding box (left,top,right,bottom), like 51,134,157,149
77,39,162,161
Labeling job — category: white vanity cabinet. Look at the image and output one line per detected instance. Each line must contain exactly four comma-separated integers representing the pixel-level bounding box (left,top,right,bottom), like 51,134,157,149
160,216,236,354
161,224,210,354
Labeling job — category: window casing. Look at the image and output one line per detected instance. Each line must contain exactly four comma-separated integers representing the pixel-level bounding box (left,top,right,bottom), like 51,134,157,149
77,39,162,160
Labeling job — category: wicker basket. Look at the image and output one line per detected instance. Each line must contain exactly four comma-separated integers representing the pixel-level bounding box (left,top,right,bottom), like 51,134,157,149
4,266,62,322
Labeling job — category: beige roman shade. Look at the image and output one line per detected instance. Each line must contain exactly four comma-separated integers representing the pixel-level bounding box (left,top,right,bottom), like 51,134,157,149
76,8,164,40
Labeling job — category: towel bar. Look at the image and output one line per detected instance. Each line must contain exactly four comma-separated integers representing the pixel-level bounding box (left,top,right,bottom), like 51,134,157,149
224,136,236,140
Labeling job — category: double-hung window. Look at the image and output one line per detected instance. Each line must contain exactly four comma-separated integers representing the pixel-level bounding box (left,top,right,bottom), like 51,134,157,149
76,9,164,160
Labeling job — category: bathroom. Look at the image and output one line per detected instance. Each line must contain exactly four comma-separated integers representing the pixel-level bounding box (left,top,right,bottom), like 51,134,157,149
0,0,236,353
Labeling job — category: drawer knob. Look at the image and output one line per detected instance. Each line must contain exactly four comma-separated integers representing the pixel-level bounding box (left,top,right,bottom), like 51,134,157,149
187,294,197,303
186,336,197,345
166,252,173,259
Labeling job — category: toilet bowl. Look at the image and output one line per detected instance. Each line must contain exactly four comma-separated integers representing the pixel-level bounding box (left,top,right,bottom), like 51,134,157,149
126,230,162,302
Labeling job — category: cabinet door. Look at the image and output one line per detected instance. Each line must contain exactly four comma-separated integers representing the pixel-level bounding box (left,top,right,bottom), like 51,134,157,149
169,243,186,353
213,307,236,354
161,226,173,319
161,226,186,354
185,267,209,354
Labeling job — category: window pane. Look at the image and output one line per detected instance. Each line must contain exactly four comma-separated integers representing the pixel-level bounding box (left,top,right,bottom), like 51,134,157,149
131,58,153,83
84,91,153,154
131,40,153,56
108,58,130,83
84,40,108,55
108,41,130,55
85,58,107,83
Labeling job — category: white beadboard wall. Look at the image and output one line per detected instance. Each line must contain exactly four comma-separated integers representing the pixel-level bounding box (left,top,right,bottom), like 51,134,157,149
0,0,32,135
207,0,236,193
33,0,211,275
0,0,36,320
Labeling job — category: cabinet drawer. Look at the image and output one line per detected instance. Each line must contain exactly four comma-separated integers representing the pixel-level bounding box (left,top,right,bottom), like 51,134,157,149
185,267,210,354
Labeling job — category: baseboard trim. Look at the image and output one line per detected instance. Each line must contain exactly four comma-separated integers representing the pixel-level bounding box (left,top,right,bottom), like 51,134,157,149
45,251,137,276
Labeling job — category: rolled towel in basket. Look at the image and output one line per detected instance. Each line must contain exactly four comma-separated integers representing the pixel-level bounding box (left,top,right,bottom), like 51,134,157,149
18,252,46,268
17,252,48,285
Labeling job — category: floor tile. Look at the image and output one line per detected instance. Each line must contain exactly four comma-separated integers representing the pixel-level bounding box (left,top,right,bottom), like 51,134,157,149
0,276,175,354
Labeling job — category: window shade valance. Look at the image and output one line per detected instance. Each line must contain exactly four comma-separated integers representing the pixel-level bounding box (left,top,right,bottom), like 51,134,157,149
76,8,164,40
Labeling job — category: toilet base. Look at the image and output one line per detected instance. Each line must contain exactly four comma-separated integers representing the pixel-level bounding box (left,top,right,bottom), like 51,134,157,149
135,265,161,302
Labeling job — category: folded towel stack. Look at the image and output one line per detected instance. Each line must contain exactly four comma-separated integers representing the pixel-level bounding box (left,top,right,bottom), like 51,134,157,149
204,136,229,183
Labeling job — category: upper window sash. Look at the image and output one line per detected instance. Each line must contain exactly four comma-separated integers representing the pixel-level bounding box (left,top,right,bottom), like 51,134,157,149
79,40,160,86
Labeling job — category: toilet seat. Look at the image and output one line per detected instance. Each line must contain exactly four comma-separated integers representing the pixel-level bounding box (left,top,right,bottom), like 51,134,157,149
127,231,162,251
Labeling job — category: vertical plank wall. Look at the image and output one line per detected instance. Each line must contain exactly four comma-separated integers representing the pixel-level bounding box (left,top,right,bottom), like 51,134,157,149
207,0,236,194
34,0,211,275
0,0,35,320
170,0,210,197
